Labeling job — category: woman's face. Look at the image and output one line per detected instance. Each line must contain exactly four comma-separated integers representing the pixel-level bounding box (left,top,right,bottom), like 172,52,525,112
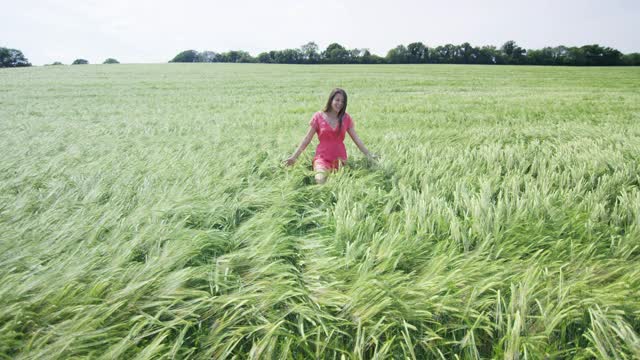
331,93,344,113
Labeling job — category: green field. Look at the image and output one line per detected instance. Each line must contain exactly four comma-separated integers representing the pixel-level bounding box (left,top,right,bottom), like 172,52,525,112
1,64,639,359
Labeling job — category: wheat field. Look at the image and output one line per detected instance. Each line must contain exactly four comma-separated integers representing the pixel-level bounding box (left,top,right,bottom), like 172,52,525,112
1,63,639,359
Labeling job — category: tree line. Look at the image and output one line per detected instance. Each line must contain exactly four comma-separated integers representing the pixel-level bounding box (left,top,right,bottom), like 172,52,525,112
0,47,121,67
2,41,640,68
171,41,640,66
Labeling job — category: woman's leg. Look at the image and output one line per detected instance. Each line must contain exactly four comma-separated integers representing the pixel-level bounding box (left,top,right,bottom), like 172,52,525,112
314,170,328,184
313,159,330,184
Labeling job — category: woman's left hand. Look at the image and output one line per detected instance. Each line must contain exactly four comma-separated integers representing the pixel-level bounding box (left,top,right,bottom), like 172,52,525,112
366,153,379,161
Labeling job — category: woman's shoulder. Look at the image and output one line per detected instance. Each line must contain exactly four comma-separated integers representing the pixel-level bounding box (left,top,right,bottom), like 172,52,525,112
310,111,323,128
343,112,353,123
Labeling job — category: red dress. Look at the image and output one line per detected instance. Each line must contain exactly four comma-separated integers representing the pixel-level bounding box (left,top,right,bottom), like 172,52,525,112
309,111,354,170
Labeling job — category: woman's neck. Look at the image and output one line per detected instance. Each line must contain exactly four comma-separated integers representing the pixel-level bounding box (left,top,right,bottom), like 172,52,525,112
325,110,339,117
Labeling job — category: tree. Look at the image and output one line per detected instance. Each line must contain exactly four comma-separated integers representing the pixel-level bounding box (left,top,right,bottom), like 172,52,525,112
170,50,198,63
526,47,555,65
300,42,320,64
459,42,477,64
220,50,254,63
0,47,31,67
359,49,386,64
349,48,366,64
273,49,302,64
501,40,526,64
578,44,622,66
407,42,428,63
257,52,273,63
360,49,372,64
550,46,570,65
369,54,387,64
103,58,119,64
198,51,219,62
322,43,350,63
565,47,587,65
72,59,89,65
476,46,499,64
432,44,458,63
600,47,623,66
386,45,409,63
622,53,640,66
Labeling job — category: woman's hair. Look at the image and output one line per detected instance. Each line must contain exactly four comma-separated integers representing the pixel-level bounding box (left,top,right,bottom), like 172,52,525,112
322,88,348,131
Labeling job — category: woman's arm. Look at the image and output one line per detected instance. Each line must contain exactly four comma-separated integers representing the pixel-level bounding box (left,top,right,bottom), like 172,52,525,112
347,127,374,158
285,126,316,166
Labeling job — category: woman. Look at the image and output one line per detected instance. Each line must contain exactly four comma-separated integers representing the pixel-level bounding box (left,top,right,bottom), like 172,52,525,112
285,88,375,184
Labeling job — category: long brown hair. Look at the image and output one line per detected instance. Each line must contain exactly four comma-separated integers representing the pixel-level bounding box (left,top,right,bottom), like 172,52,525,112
322,88,348,131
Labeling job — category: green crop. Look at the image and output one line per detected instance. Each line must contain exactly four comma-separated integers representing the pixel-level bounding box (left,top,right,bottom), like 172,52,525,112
1,63,639,359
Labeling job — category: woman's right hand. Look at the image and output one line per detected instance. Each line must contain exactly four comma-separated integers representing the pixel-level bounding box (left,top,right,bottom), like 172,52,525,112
284,156,297,166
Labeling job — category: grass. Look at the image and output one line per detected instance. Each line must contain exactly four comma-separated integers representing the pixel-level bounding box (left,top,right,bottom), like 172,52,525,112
1,63,639,359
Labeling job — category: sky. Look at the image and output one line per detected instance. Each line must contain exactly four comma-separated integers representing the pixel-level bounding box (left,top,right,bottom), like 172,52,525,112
2,0,639,65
